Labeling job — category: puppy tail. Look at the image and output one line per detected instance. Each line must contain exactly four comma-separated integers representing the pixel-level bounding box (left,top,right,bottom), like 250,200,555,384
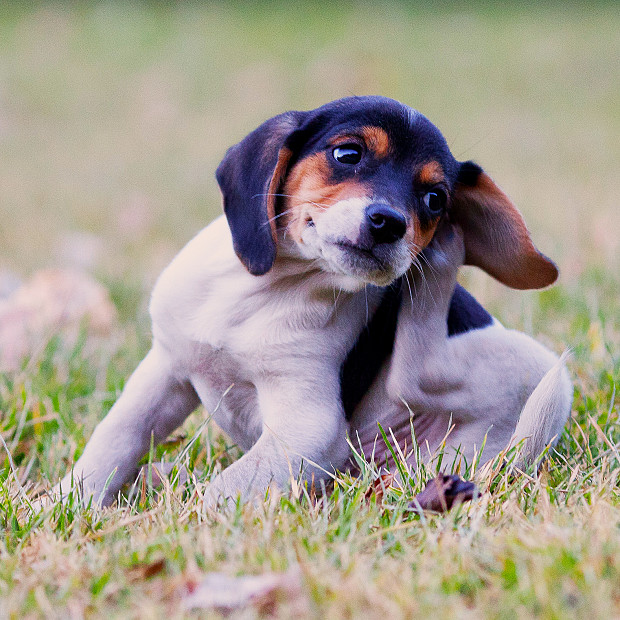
509,351,573,468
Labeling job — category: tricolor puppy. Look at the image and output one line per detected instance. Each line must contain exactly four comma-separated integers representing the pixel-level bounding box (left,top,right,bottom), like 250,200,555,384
52,96,572,508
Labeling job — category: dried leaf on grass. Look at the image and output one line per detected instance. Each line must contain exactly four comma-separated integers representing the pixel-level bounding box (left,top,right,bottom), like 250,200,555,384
127,558,166,582
182,567,303,614
364,472,396,504
0,269,117,372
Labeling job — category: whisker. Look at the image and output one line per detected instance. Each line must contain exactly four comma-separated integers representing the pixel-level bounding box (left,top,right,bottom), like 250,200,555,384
416,249,435,273
332,285,343,316
407,247,443,310
251,192,297,200
333,285,342,307
417,253,441,306
422,269,438,311
410,254,433,314
252,192,340,210
404,271,414,308
260,208,294,228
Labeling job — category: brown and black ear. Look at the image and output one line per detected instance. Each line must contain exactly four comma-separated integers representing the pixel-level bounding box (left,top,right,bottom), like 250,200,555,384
216,111,308,275
450,161,558,289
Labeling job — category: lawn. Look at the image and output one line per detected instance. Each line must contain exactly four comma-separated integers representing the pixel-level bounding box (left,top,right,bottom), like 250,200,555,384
1,2,619,617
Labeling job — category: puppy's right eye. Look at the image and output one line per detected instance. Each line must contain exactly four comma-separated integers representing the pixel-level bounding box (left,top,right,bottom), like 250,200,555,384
333,145,362,165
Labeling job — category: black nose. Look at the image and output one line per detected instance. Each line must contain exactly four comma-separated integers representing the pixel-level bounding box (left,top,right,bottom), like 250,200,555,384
365,204,407,244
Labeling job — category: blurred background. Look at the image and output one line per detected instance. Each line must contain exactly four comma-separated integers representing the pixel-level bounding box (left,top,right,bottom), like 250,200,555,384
1,0,618,331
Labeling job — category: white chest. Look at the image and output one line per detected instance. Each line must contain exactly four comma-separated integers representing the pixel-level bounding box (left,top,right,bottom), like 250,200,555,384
148,218,382,450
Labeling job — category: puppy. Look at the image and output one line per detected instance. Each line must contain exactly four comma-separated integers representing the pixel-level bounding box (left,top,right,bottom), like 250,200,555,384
50,96,572,508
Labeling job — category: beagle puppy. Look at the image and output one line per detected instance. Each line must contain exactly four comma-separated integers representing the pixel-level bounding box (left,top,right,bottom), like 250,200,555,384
51,96,572,507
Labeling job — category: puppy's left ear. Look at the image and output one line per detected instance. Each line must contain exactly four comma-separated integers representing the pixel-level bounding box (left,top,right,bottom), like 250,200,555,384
450,161,558,289
216,111,308,276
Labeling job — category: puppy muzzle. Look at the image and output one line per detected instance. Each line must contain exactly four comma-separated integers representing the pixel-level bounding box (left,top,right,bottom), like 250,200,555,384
304,198,412,287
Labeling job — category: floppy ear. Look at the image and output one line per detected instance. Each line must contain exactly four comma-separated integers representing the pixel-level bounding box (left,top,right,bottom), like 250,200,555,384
450,161,558,289
216,111,307,275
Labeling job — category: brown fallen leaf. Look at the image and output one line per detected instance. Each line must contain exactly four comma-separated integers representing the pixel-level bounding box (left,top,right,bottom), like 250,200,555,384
364,472,396,504
182,568,302,614
127,558,166,582
411,474,478,513
309,473,316,505
0,269,116,372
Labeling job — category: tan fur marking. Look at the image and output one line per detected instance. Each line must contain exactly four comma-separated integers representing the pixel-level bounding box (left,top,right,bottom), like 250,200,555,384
267,147,293,243
329,127,391,159
417,161,445,185
360,126,390,159
405,217,440,259
282,153,369,243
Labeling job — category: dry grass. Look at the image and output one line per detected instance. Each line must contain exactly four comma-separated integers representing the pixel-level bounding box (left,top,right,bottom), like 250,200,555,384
0,2,619,618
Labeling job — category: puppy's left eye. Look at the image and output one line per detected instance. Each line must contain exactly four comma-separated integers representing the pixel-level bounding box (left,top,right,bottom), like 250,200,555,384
423,190,447,214
333,145,362,165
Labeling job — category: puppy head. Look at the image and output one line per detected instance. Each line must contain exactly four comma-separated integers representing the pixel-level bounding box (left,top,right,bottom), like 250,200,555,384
217,96,557,289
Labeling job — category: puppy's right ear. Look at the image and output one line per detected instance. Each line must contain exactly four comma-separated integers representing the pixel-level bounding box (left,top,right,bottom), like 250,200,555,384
216,111,308,276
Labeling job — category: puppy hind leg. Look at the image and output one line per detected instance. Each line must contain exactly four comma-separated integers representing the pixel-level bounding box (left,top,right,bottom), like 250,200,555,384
407,220,464,335
388,222,466,401
388,222,572,467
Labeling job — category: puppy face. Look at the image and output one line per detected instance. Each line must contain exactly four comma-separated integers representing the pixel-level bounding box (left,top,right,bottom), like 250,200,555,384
278,108,457,286
217,96,558,290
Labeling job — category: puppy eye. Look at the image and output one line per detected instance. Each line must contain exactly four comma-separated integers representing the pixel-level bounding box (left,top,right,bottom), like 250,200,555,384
423,190,447,214
333,145,362,165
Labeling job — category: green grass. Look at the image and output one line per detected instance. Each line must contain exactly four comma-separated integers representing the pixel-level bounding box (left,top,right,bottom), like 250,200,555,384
1,2,619,617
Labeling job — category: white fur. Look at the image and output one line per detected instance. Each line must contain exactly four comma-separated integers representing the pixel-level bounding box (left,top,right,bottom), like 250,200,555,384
54,216,383,506
50,214,571,508
293,196,412,288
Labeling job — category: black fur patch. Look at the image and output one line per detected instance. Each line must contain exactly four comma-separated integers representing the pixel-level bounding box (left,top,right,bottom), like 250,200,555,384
340,281,402,420
447,284,493,337
456,160,483,187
